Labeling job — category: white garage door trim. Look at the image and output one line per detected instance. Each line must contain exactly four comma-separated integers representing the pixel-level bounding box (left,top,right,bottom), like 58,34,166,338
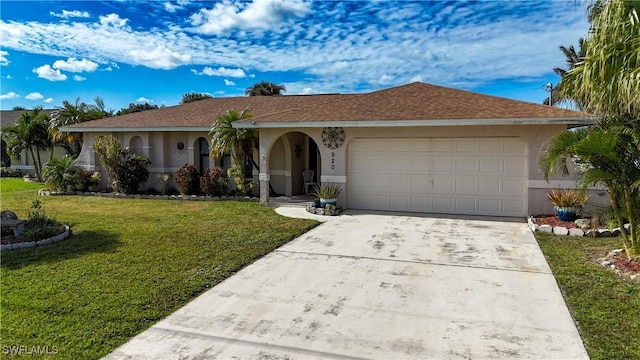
347,137,528,217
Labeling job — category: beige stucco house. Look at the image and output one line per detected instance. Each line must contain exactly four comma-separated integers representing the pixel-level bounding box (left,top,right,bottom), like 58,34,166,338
1,109,65,173
64,82,601,217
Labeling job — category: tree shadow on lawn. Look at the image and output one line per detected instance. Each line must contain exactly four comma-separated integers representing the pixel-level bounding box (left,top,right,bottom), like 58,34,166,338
1,230,121,270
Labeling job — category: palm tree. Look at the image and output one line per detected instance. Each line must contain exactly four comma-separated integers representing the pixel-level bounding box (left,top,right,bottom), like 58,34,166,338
49,97,110,157
539,120,640,260
2,107,52,181
245,81,286,96
544,38,586,108
540,0,640,261
560,0,640,117
209,108,255,165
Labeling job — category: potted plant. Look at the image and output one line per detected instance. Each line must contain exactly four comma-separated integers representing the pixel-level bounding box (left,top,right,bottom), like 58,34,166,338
312,183,343,208
546,188,590,221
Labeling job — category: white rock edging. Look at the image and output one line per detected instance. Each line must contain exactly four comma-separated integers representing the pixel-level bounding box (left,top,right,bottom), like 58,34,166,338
0,225,71,252
528,216,631,238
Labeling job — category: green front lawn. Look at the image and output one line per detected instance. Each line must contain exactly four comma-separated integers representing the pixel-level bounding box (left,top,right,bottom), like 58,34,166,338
0,179,318,359
536,232,640,360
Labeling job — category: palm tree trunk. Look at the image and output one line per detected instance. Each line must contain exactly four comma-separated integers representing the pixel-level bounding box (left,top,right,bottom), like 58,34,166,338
622,186,639,260
35,149,43,182
28,147,41,181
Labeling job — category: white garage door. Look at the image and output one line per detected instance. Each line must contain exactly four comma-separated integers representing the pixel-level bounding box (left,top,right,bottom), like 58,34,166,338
348,138,527,217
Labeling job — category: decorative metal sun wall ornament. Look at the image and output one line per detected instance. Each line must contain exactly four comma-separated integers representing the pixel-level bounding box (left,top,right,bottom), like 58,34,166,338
321,127,346,149
173,137,187,155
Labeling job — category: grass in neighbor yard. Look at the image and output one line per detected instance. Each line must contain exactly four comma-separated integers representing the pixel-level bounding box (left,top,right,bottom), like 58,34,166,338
0,178,318,359
535,232,640,360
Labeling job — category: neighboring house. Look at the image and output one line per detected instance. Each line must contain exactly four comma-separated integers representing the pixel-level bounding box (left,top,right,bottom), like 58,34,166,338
63,82,603,217
0,109,63,172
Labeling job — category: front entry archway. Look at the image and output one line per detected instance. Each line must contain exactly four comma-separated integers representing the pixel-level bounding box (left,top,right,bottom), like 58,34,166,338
268,132,321,196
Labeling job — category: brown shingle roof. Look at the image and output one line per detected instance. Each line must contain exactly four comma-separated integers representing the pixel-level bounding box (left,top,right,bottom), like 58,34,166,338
244,82,591,123
65,82,594,131
1,109,55,128
67,94,345,130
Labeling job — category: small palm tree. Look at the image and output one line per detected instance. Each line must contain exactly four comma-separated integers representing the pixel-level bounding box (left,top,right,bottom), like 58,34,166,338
539,119,640,260
245,81,286,96
50,97,111,157
2,107,52,181
209,108,255,165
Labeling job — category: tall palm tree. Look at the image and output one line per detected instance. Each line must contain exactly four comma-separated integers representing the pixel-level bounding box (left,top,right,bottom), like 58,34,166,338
560,0,640,117
540,0,640,260
245,81,286,96
2,107,52,181
49,97,110,157
544,38,586,108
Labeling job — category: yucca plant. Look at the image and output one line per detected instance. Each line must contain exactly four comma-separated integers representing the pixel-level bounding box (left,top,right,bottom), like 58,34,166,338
312,183,343,200
546,189,590,208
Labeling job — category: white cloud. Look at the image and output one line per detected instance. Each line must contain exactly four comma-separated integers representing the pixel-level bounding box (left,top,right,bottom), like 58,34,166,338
99,13,128,28
73,75,86,81
44,97,53,103
0,1,590,93
136,97,153,103
6,75,12,79
53,57,98,72
164,2,181,13
50,10,90,19
301,87,314,94
0,50,9,66
410,75,423,83
223,79,235,86
192,66,246,78
25,92,44,100
129,45,191,70
33,65,67,81
0,91,19,99
190,0,311,34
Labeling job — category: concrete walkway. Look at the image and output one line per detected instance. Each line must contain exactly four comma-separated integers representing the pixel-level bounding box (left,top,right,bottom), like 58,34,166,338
105,209,587,359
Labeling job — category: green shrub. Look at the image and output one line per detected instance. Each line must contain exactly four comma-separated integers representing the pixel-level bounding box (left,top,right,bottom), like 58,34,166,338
547,188,590,208
93,136,151,194
175,164,200,195
200,167,229,197
21,199,65,242
42,157,83,191
0,167,23,178
228,164,254,196
115,152,151,194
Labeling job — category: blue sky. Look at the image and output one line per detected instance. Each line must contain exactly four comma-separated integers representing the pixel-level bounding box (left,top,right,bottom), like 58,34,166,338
0,0,589,111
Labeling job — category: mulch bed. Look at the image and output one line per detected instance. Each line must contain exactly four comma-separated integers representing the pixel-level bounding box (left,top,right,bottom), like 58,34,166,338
533,214,580,229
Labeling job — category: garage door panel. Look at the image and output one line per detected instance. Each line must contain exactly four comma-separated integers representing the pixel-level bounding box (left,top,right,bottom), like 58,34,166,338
348,138,527,217
503,159,526,174
455,139,478,152
455,177,477,193
390,158,411,172
433,157,453,172
455,158,477,172
478,199,500,212
478,158,501,173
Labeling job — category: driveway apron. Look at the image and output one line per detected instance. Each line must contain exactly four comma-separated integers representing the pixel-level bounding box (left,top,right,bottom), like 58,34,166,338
105,210,588,359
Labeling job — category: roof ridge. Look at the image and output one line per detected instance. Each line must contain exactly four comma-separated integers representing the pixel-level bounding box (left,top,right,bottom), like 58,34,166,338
245,94,363,121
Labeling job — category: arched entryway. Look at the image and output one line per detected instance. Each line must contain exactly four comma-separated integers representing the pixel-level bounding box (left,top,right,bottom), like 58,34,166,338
268,131,321,196
129,136,143,156
195,137,210,174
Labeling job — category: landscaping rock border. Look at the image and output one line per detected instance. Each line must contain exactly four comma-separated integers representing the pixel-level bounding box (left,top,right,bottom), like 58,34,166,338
528,216,630,238
38,189,259,202
0,225,71,252
306,203,343,216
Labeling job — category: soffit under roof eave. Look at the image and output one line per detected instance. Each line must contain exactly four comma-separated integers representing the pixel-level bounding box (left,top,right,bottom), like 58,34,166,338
232,117,599,129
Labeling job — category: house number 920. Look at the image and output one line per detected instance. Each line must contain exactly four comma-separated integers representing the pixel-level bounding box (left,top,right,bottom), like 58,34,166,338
331,152,335,170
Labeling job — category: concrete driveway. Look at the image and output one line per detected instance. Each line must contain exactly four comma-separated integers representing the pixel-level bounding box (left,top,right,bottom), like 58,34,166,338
105,209,587,359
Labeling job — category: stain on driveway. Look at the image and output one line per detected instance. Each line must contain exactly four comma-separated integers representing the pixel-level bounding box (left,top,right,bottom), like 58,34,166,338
105,210,587,359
